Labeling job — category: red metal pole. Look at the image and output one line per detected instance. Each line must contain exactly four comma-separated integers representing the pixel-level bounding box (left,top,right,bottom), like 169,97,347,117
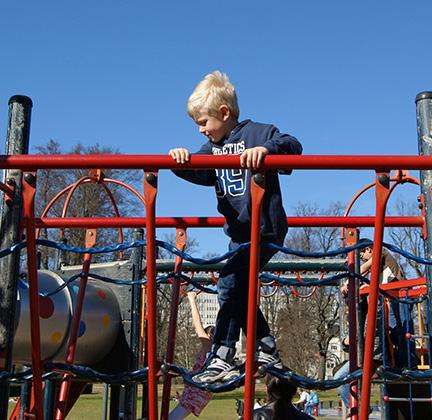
243,173,266,420
346,228,359,420
22,172,44,420
160,228,186,420
4,153,432,171
33,215,423,229
360,172,391,420
144,171,159,420
55,229,96,420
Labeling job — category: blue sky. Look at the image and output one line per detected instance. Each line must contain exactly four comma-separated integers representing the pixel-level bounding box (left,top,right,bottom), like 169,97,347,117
1,1,429,254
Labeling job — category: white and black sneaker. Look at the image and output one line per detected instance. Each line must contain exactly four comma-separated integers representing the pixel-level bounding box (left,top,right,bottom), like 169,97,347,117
256,350,283,369
192,356,238,384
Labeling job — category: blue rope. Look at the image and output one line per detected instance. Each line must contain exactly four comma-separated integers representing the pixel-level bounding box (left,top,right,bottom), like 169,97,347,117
2,364,431,389
0,239,249,263
268,366,364,390
2,238,432,266
46,362,149,384
157,241,250,264
383,242,432,265
259,272,347,287
0,241,26,258
380,367,432,381
264,241,373,258
18,268,426,303
172,274,218,294
164,364,245,393
0,365,149,384
267,240,432,265
4,238,429,303
163,363,364,392
0,369,32,382
18,271,219,297
260,272,426,304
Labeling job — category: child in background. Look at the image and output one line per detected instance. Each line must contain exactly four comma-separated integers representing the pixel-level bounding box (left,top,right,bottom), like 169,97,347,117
293,388,310,412
254,377,313,420
169,292,213,419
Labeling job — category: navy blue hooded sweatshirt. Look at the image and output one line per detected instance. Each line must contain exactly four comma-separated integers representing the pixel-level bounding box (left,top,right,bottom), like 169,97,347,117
173,120,302,244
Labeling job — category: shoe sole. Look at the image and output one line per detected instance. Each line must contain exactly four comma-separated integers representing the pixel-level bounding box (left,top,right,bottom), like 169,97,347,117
257,360,283,369
193,368,237,384
221,369,240,382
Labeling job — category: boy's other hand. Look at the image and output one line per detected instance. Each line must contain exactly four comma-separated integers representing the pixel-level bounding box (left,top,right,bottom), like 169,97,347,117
169,147,190,164
240,146,269,170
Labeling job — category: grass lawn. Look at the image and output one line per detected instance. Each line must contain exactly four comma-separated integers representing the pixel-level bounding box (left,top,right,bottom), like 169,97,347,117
65,383,381,419
8,383,381,419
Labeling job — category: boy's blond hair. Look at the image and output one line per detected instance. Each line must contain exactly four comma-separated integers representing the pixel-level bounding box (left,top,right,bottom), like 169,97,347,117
187,71,240,120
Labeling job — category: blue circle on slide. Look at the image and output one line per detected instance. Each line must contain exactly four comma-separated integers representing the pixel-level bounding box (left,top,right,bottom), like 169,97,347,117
78,321,86,337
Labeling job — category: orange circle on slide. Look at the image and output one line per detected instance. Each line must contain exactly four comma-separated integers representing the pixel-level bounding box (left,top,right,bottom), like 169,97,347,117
102,314,111,327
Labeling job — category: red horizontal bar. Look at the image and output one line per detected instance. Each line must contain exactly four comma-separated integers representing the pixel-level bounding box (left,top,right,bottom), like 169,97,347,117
2,154,432,170
381,277,426,291
360,278,427,297
36,217,224,228
34,216,423,229
397,287,427,298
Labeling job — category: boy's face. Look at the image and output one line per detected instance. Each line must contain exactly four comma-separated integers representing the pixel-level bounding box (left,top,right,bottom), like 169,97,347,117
195,106,232,143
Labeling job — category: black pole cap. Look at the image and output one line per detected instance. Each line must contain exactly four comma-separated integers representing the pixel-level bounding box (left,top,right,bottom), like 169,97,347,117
8,95,33,107
415,91,432,104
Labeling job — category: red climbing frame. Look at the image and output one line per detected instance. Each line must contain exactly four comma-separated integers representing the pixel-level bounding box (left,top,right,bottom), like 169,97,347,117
1,153,432,420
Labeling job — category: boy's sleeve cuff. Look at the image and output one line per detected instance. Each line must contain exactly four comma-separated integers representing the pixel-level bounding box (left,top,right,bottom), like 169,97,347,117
262,142,278,154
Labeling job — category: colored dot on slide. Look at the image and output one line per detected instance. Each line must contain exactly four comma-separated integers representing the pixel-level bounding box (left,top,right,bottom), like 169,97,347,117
51,332,62,343
39,296,54,319
78,321,86,337
97,290,107,300
102,314,111,327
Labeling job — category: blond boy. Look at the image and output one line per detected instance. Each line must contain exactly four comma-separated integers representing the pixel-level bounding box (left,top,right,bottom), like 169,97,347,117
169,71,302,383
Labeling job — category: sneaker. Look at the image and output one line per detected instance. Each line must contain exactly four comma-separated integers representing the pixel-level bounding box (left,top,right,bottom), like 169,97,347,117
256,350,283,369
192,356,237,384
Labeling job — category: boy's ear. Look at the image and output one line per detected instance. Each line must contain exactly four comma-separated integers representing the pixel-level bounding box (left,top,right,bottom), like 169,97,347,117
219,105,231,121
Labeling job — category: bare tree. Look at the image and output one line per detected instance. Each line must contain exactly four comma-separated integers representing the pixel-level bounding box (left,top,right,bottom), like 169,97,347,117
310,287,340,379
156,232,199,260
278,292,317,375
34,140,69,268
261,291,285,339
34,140,144,267
174,298,199,368
155,233,201,368
276,201,344,379
287,201,345,253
